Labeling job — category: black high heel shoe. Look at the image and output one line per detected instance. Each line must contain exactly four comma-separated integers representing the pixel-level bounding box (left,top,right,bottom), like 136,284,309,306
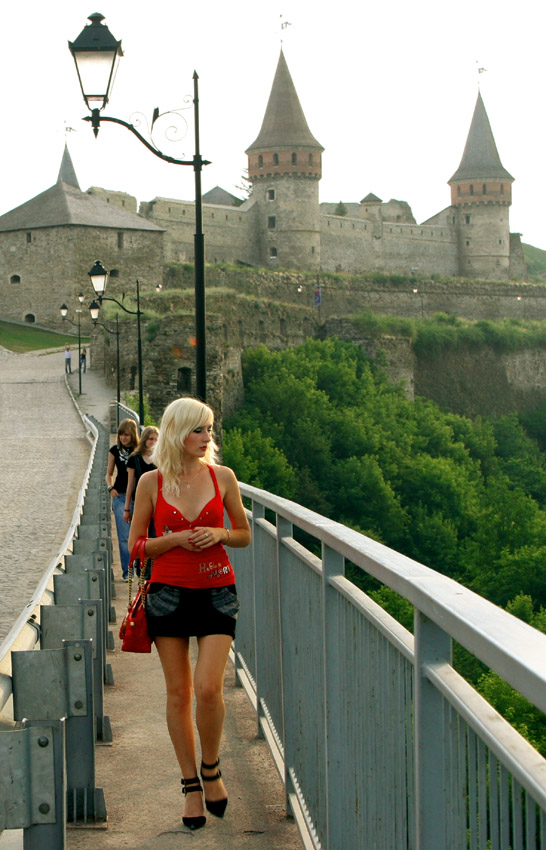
181,777,206,830
200,758,228,818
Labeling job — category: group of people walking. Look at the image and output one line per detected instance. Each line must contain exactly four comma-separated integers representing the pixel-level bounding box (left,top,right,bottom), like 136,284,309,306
63,343,87,374
106,399,251,831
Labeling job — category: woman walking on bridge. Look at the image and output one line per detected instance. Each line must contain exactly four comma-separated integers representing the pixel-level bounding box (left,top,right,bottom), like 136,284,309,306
106,418,139,580
129,397,251,831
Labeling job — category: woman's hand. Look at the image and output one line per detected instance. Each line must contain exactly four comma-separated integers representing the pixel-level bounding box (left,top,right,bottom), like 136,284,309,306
110,488,119,499
173,529,203,551
187,527,223,549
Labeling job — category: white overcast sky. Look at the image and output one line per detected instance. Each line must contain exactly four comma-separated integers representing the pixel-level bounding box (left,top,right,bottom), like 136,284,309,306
2,0,545,249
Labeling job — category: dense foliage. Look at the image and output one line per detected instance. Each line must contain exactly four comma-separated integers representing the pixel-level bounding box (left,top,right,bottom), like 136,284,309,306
224,338,546,750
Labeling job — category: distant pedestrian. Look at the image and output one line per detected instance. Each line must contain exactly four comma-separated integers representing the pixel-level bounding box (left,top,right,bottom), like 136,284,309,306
106,418,139,580
80,347,87,373
64,344,72,374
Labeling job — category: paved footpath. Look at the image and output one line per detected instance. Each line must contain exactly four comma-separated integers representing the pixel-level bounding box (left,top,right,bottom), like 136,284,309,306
0,349,303,850
0,347,91,643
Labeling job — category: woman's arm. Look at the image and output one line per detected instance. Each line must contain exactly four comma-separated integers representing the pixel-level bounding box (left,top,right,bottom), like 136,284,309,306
128,471,197,558
189,466,251,550
106,452,119,498
123,468,135,523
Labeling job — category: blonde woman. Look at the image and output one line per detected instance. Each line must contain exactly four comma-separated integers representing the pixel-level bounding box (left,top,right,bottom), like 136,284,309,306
129,398,251,831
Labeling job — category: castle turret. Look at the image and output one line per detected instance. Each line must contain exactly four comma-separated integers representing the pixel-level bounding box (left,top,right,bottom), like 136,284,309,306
449,92,514,279
246,51,324,269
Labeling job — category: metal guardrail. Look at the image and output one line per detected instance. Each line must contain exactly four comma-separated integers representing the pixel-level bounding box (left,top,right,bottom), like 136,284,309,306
230,483,546,850
0,414,113,848
0,416,99,715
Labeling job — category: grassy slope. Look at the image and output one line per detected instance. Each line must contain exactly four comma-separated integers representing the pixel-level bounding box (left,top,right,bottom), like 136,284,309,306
0,321,90,354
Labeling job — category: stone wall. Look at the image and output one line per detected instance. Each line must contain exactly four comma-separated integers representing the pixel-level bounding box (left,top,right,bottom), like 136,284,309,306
0,224,164,330
88,265,546,429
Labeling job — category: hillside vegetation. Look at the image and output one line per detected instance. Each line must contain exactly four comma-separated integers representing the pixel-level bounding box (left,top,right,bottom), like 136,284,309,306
523,243,546,282
224,338,546,751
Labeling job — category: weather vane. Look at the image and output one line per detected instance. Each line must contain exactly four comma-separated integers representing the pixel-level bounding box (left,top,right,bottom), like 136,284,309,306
280,14,292,45
476,60,488,87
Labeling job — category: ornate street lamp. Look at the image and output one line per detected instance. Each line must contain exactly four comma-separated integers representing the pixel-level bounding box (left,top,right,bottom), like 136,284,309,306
69,13,210,400
89,306,122,426
88,261,144,428
60,292,85,394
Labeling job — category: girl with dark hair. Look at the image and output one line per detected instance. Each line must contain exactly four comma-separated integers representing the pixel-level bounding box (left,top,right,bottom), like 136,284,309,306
106,417,139,580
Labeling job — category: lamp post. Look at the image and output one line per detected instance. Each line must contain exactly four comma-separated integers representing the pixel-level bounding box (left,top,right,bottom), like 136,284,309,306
69,13,210,401
88,261,144,428
60,292,85,393
89,306,121,426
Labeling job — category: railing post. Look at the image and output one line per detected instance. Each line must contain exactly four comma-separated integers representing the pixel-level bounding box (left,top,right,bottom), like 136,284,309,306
322,543,345,850
252,501,266,740
277,515,292,813
414,610,452,850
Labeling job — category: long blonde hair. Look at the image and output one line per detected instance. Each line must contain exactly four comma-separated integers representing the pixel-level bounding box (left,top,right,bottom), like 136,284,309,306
154,398,218,495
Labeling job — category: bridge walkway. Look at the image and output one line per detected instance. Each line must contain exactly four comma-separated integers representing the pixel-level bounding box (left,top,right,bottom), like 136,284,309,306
0,352,302,850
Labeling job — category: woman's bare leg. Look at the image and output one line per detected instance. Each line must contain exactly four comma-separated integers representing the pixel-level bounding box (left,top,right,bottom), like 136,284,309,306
194,634,232,802
155,636,204,820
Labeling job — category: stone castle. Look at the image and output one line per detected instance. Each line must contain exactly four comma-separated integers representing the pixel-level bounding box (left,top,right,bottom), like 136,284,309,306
0,50,526,330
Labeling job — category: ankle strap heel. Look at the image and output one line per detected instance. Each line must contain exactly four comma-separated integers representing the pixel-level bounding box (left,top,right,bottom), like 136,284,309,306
181,778,206,831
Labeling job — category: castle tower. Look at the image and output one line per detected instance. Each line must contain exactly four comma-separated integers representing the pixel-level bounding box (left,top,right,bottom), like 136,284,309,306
246,51,324,269
448,92,514,279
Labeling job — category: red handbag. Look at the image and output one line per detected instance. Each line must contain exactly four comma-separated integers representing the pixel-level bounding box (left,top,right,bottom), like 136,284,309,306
119,536,152,653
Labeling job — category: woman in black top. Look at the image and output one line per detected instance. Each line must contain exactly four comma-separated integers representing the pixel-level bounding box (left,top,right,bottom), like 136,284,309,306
106,418,138,580
124,425,159,529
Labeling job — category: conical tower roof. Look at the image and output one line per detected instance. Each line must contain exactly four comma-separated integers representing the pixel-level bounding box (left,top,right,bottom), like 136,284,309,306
0,148,163,233
246,50,323,153
57,145,80,189
449,92,513,183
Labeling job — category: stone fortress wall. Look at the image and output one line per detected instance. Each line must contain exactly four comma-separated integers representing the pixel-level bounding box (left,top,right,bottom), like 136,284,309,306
0,223,163,329
91,265,546,427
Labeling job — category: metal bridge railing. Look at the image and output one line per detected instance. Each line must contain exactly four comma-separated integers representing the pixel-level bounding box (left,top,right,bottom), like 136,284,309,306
231,483,546,850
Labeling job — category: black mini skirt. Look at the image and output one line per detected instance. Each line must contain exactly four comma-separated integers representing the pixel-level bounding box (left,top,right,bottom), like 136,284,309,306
145,583,239,640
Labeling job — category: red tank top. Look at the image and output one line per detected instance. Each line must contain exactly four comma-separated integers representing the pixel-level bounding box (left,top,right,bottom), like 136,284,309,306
151,466,234,589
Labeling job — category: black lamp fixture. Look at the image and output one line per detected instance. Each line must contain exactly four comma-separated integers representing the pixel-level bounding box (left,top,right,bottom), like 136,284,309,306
87,260,144,428
69,14,209,401
69,13,123,129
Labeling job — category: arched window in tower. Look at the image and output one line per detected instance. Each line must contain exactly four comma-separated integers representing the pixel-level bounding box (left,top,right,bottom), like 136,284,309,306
177,367,192,393
482,184,487,195
270,246,278,259
470,184,474,196
10,274,21,284
267,189,275,201
465,215,471,224
118,232,124,249
258,154,263,168
273,153,279,167
24,313,35,323
267,216,276,230
500,184,504,195
309,153,313,165
291,152,297,166
457,186,461,196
